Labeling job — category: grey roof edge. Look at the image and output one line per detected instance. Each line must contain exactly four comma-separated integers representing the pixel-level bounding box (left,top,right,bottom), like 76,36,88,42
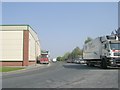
0,24,29,26
0,24,40,41
0,24,37,34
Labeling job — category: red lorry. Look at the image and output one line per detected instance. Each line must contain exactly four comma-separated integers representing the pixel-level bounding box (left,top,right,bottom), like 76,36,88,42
39,51,49,64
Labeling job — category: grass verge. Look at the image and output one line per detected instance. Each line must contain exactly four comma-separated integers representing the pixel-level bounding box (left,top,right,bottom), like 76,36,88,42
0,67,24,72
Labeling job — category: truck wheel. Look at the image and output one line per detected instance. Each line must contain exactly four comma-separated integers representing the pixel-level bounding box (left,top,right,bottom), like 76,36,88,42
90,63,95,67
86,63,89,66
86,61,90,66
101,58,107,69
86,61,94,67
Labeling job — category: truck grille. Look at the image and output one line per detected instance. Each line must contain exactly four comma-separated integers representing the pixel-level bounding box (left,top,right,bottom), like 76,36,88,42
116,59,120,63
114,52,120,56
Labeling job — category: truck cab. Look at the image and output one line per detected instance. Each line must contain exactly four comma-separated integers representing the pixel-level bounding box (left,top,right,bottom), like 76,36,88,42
39,51,49,64
101,35,120,67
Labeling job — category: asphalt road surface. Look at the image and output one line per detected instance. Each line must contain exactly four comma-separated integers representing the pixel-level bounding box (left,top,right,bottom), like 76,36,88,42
2,62,119,88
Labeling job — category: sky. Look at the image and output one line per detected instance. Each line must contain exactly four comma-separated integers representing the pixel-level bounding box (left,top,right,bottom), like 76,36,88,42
2,2,118,58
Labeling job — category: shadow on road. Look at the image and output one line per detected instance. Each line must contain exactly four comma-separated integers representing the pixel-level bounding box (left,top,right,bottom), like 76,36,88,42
63,63,120,70
63,64,100,70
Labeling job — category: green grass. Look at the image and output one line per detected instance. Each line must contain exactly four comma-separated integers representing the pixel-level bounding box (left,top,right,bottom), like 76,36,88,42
0,67,24,72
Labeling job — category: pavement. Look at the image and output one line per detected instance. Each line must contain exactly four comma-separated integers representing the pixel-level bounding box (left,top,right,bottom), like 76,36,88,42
25,63,51,70
2,62,51,75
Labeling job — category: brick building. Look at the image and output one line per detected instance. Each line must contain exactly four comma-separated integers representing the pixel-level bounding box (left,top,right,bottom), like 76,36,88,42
0,25,41,66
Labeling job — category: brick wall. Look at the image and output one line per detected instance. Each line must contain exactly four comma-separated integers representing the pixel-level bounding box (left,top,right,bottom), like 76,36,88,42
0,30,37,66
29,61,36,65
0,61,23,66
23,30,29,66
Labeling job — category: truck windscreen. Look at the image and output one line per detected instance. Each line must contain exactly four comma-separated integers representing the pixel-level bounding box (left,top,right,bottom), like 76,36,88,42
41,55,47,58
110,43,120,50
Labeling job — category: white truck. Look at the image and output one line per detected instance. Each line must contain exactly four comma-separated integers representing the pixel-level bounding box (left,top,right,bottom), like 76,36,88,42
52,58,57,62
83,35,120,69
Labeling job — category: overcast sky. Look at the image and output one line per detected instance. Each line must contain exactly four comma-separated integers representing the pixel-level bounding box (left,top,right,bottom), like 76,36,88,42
2,2,118,58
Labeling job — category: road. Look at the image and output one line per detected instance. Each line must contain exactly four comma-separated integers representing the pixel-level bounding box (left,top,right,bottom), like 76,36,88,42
2,62,119,88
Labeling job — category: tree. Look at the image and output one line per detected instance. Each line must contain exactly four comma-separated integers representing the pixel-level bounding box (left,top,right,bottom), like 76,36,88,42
57,47,83,61
84,37,92,44
56,56,63,61
71,47,82,59
62,52,71,61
